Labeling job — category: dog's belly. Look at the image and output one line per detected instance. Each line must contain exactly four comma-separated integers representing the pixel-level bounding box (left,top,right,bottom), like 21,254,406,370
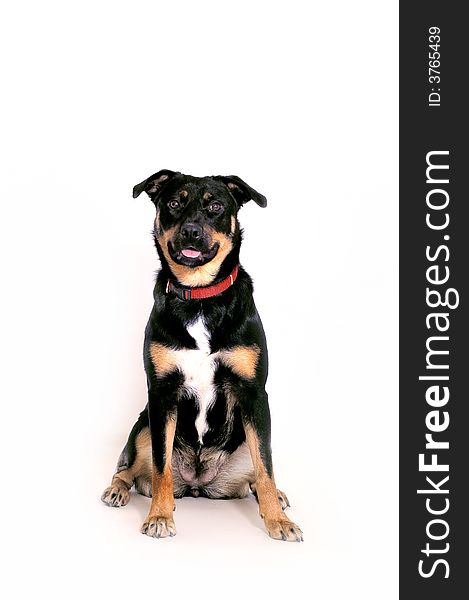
172,442,253,498
133,433,253,499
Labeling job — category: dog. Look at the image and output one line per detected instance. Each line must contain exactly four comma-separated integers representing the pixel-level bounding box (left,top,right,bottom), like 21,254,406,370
101,170,303,541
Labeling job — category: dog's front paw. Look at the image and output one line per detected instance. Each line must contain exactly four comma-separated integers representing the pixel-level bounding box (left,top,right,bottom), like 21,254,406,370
101,485,130,507
264,518,303,542
141,515,176,538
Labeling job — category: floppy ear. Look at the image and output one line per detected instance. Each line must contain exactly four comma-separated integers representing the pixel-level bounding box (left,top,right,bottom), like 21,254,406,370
132,169,180,199
214,175,267,208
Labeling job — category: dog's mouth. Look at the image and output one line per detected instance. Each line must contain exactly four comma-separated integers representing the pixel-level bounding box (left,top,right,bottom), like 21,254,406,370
168,241,219,267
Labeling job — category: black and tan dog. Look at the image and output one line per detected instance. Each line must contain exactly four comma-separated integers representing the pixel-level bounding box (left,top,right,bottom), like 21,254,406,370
101,170,303,542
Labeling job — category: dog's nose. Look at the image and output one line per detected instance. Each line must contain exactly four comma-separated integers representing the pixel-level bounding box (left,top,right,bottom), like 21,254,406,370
180,222,203,242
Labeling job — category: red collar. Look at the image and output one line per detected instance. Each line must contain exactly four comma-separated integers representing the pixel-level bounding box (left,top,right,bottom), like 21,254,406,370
166,264,240,300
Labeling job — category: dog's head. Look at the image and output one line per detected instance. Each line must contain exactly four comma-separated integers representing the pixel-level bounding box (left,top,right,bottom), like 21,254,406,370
133,170,267,286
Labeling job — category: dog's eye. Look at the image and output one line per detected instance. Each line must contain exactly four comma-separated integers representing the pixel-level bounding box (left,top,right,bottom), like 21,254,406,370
208,202,222,213
168,200,180,210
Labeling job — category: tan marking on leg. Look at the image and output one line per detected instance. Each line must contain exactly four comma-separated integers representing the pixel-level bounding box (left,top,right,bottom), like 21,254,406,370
157,225,234,287
244,425,284,521
149,451,174,518
142,417,177,537
149,342,178,377
250,482,290,510
102,427,153,507
135,426,151,452
244,424,303,542
219,345,260,379
131,427,152,478
116,427,152,484
112,471,133,489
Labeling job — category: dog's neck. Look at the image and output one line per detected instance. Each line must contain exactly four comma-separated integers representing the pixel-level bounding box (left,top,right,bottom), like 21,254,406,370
166,263,240,301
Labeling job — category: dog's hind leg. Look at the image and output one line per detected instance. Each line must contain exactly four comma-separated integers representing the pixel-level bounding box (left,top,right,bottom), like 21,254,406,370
101,468,132,507
101,408,150,507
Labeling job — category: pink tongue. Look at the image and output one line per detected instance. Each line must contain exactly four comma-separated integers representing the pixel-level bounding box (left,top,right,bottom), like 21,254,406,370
181,248,202,259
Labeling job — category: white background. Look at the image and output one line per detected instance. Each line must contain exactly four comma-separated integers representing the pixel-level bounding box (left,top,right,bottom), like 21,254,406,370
0,1,398,598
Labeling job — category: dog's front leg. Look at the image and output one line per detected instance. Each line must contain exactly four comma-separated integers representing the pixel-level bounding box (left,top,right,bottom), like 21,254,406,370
141,393,177,538
243,391,303,542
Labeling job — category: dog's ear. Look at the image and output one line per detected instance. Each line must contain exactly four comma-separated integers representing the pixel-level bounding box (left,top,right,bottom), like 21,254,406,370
214,175,267,208
132,169,180,199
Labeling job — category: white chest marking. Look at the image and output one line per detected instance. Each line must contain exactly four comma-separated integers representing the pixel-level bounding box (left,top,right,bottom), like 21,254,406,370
177,317,216,443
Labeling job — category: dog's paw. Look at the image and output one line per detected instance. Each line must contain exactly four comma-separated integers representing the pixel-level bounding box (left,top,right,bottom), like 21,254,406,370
101,485,130,507
276,489,290,510
264,518,303,542
141,516,176,538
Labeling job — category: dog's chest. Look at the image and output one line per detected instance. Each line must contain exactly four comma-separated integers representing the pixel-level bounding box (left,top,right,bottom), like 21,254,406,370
177,317,217,443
